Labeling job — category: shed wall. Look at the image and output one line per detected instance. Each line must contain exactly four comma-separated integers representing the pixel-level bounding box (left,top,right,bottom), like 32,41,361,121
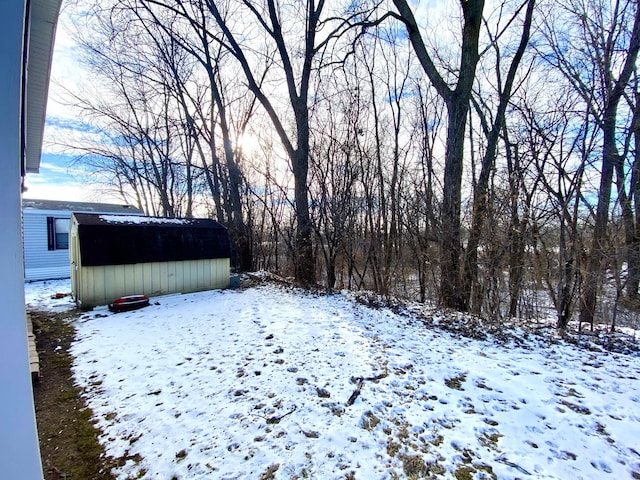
74,258,230,308
23,210,70,281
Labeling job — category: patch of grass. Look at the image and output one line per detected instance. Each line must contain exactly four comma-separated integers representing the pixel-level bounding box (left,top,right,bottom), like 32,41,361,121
478,432,503,451
112,451,143,468
430,434,444,447
360,411,381,431
428,462,447,476
396,424,410,440
387,440,401,457
445,373,467,390
399,454,428,479
594,421,614,443
454,464,496,480
397,454,445,479
454,466,474,480
565,387,584,398
260,463,280,480
559,399,592,415
32,310,118,480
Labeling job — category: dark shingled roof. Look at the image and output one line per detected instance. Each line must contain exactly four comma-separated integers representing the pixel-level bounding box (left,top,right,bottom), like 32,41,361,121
23,198,143,214
72,213,230,266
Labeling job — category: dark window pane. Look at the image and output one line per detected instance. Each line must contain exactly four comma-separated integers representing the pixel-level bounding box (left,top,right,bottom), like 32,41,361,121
54,218,69,250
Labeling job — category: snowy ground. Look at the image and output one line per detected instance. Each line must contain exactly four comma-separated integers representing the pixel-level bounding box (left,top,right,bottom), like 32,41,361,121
26,278,640,479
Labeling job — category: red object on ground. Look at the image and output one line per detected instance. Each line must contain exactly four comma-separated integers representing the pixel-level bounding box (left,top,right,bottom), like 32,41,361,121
108,294,150,312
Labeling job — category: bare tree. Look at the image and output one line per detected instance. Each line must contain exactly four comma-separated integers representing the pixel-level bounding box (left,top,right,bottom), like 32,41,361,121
625,85,640,300
539,0,640,326
510,73,596,327
463,0,536,314
196,0,352,286
62,4,199,216
391,0,485,310
136,0,256,270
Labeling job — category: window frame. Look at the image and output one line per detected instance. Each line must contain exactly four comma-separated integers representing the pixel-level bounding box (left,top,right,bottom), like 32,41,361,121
46,217,69,250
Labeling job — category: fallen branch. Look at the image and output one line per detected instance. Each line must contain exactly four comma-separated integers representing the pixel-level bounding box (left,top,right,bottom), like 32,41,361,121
495,455,532,475
346,373,387,406
347,379,364,406
266,405,297,424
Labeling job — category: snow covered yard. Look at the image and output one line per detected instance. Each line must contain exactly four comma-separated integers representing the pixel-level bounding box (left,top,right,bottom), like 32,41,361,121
26,279,640,479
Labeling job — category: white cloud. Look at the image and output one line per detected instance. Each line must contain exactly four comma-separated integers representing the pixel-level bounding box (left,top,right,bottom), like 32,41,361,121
23,181,100,202
23,172,122,203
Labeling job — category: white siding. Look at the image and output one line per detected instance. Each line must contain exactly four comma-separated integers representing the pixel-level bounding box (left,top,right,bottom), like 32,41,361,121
23,210,70,281
24,207,144,281
2,1,47,475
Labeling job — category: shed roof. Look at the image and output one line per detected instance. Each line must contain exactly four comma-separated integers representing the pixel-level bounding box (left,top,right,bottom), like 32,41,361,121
72,213,230,266
23,198,143,214
75,213,215,227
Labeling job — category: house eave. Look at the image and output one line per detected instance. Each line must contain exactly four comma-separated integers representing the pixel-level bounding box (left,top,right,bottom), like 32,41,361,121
23,0,62,175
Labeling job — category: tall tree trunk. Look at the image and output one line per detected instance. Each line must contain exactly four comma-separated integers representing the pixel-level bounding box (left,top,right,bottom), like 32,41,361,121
507,143,525,318
440,97,469,310
579,6,640,320
627,91,640,300
462,0,535,313
203,0,321,285
393,0,484,310
292,135,315,284
580,111,618,326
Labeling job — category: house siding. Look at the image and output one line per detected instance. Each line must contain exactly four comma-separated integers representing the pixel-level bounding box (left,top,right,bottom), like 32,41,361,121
23,210,71,281
23,202,144,281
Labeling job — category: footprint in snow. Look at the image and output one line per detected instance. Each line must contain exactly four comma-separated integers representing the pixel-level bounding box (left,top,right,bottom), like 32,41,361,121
526,425,543,435
590,460,613,473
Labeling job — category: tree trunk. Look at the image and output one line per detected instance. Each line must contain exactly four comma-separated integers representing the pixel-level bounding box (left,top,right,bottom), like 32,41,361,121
576,4,640,325
580,109,619,326
440,97,469,310
292,148,315,285
393,0,484,310
627,92,640,300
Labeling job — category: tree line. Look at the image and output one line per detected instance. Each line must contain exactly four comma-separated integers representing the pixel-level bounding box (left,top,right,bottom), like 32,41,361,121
58,0,640,330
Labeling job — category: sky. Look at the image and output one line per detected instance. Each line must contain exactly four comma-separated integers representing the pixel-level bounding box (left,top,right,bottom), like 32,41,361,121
23,4,113,203
25,277,640,479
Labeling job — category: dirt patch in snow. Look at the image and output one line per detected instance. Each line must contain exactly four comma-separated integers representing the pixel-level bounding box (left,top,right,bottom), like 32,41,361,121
31,309,116,480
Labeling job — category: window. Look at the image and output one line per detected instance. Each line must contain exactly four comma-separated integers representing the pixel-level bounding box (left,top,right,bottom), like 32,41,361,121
47,217,69,250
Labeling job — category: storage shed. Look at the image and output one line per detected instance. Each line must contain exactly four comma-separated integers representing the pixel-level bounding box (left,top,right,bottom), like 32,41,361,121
70,213,231,308
22,199,144,281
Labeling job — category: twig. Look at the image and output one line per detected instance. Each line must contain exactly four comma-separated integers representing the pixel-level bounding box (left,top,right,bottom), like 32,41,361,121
346,373,387,406
495,455,532,475
266,405,297,424
347,379,364,406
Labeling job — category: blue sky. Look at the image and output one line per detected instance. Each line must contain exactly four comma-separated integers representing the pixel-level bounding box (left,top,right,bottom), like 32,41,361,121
23,152,98,201
24,6,106,203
